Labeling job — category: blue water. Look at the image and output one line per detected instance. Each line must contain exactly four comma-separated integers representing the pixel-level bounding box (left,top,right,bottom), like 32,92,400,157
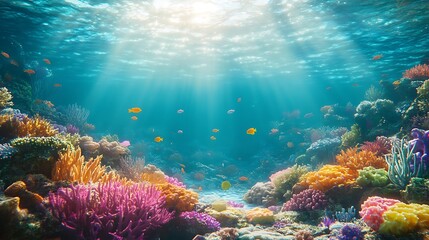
1,0,429,187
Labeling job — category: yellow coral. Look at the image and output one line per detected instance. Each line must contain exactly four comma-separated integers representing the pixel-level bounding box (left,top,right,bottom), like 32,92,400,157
378,203,429,236
16,115,58,137
246,207,274,225
52,147,129,185
155,183,198,212
336,147,386,173
298,165,357,192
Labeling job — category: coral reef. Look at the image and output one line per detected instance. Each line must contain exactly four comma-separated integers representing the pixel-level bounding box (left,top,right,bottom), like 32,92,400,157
356,166,389,187
337,224,363,240
359,196,400,231
178,211,221,235
282,189,327,211
298,165,356,192
243,182,277,207
360,136,392,157
401,177,429,204
245,208,274,225
403,63,429,80
0,87,13,109
336,147,387,174
48,181,173,239
61,103,90,129
98,137,130,166
341,124,361,149
156,183,199,212
305,137,341,165
269,164,309,201
4,181,43,211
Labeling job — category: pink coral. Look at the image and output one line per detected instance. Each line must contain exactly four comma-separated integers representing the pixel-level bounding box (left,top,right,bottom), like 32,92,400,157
282,189,327,211
403,64,429,80
359,196,400,231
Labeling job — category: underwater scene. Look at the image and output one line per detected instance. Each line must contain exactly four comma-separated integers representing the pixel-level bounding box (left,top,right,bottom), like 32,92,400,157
1,0,429,239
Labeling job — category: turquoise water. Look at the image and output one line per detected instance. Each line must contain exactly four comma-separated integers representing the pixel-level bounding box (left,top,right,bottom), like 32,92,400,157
1,0,429,188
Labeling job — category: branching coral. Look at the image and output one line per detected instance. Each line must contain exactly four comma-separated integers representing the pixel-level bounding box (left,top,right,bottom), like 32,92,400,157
15,115,58,137
52,147,127,184
178,211,221,234
403,64,429,80
282,189,327,211
336,147,387,174
360,136,392,157
298,165,357,192
48,181,173,239
0,87,13,109
341,124,361,149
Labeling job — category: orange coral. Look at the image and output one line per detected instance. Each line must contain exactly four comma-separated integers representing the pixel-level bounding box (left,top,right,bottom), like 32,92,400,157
52,147,128,184
141,172,168,184
298,165,357,192
4,181,43,210
336,147,387,173
155,183,198,212
0,114,57,138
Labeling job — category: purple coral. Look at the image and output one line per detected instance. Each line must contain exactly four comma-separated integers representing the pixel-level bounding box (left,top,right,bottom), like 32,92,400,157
166,176,186,188
409,128,429,177
337,224,363,240
66,124,80,134
48,181,173,240
179,211,221,234
227,200,244,208
282,189,327,211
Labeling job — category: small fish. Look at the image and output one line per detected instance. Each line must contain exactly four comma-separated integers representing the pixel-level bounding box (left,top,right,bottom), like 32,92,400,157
53,83,62,87
177,129,183,134
239,176,249,181
44,100,54,108
128,107,142,113
210,136,216,140
131,116,138,120
34,99,43,104
246,128,256,135
181,167,185,174
198,186,203,191
270,128,279,135
221,180,231,190
372,54,383,60
179,163,186,168
1,51,10,58
120,140,131,147
24,69,35,75
10,60,19,66
177,109,184,114
216,174,227,179
227,109,235,114
392,80,401,87
154,136,163,142
287,142,294,148
43,58,51,64
212,128,220,133
237,97,241,103
304,113,314,118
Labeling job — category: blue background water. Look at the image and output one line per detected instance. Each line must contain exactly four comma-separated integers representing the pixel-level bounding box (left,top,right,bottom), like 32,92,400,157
0,0,428,187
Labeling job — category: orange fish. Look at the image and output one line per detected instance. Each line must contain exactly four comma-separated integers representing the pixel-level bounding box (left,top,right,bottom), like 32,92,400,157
44,100,54,108
131,116,138,120
10,60,19,66
128,107,142,113
239,176,249,181
43,58,51,64
181,167,185,174
393,80,401,87
53,83,62,87
1,51,10,58
212,128,220,133
154,136,163,142
372,54,383,60
210,136,216,140
24,69,35,75
287,142,294,148
246,128,256,135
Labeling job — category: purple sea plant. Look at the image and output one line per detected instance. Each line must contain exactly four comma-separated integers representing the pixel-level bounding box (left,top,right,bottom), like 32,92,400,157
66,124,79,134
227,200,244,208
178,211,221,234
337,224,363,240
48,181,173,240
409,128,429,177
320,216,335,228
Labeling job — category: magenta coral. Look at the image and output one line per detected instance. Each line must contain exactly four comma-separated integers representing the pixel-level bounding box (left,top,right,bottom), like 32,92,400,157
359,196,400,231
48,181,173,240
282,189,327,211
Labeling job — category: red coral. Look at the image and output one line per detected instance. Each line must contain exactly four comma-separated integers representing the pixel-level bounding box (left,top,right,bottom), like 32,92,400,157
360,136,392,157
403,64,429,81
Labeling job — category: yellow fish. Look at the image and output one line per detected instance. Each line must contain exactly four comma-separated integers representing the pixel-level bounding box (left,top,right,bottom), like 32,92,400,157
221,180,231,190
246,128,256,135
128,107,142,113
154,136,163,142
287,142,294,148
212,128,220,133
131,116,138,120
393,80,401,88
210,136,216,141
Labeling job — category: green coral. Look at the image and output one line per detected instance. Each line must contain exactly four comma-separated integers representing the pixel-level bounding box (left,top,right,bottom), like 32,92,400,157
341,124,361,149
271,165,309,200
0,87,13,109
57,133,81,147
401,177,429,204
11,136,72,156
356,166,389,187
416,79,429,112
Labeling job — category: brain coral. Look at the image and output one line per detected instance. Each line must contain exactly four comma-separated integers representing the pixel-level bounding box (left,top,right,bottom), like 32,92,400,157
379,203,429,236
298,165,356,192
336,147,387,173
243,182,277,207
359,196,400,231
245,207,275,225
